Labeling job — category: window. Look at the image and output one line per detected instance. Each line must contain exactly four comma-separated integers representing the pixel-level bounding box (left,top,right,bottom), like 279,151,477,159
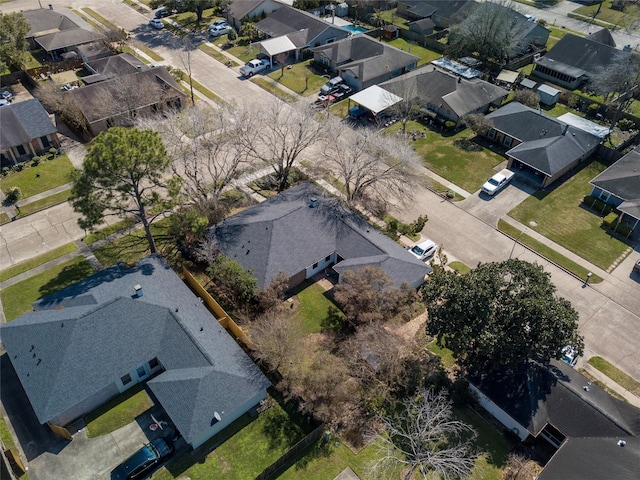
503,136,513,147
16,145,26,156
312,262,318,269
40,136,51,148
488,129,496,139
137,366,146,378
121,374,132,385
325,255,331,262
149,357,159,369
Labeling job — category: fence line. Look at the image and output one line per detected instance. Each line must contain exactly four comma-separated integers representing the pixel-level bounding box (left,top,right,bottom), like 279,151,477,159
255,424,326,480
182,267,254,349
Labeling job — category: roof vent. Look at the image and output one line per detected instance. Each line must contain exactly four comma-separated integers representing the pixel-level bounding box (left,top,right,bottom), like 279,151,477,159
211,411,222,425
134,284,143,298
309,197,318,208
617,440,627,447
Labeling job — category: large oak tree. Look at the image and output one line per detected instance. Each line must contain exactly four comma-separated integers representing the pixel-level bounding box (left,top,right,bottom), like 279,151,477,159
423,259,583,374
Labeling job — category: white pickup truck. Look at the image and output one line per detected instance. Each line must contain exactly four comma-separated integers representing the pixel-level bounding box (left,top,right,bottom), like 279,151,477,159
481,169,515,196
239,59,270,77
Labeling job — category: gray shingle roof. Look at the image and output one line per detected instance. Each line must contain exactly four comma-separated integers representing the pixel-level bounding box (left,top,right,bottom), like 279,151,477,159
486,102,599,176
401,0,473,21
0,99,57,151
535,33,621,80
313,35,419,84
590,147,640,202
23,8,102,52
0,255,270,446
212,182,431,289
381,68,508,119
255,5,346,47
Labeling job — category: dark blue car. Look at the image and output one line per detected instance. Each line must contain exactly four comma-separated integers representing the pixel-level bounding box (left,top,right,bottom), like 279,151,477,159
111,438,172,480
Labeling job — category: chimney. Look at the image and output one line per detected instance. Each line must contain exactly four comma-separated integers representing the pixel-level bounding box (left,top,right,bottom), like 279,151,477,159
134,284,143,298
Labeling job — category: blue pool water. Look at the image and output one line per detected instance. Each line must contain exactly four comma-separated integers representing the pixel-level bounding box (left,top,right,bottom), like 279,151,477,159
342,24,368,34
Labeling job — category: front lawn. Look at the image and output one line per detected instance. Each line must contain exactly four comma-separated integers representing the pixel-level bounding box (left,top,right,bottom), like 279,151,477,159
173,8,217,32
291,281,344,336
152,397,309,480
386,38,442,66
226,43,261,64
0,154,74,199
588,356,640,396
85,385,153,437
508,159,631,270
387,121,506,193
266,60,327,96
1,257,94,321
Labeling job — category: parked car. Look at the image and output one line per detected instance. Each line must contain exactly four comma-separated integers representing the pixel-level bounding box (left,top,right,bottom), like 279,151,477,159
409,239,437,261
0,99,9,107
634,258,640,274
154,7,171,18
111,438,173,480
320,76,345,95
210,19,229,28
0,90,13,101
481,169,515,196
149,18,164,29
239,59,270,77
560,345,579,367
208,24,232,37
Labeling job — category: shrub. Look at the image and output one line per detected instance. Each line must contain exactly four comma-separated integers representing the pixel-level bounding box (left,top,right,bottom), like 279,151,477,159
227,28,237,42
409,214,428,235
566,93,579,109
49,147,58,159
583,195,613,215
444,120,456,131
5,186,22,204
13,163,24,172
587,103,600,117
537,18,547,26
616,118,635,132
602,211,618,228
31,156,41,167
2,167,9,176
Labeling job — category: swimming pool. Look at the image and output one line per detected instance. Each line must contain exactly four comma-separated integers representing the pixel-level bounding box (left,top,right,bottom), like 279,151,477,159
342,24,368,34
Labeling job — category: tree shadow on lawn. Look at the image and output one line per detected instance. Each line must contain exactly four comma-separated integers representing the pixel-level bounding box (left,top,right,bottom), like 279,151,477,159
261,405,307,451
37,260,95,299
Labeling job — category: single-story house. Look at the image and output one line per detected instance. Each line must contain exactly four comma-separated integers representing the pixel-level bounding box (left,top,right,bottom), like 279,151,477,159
407,17,435,37
378,67,509,127
589,146,640,234
0,99,60,167
22,8,103,60
0,255,270,449
485,102,600,187
66,56,185,136
312,35,419,92
397,0,475,29
210,182,432,290
253,5,349,61
225,0,289,30
533,29,622,90
469,360,640,480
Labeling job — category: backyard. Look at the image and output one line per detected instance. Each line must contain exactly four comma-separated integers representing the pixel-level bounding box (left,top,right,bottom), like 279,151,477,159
508,158,631,270
290,281,344,337
387,121,507,193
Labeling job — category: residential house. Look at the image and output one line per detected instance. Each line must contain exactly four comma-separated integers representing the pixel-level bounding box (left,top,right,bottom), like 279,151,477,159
379,67,509,127
22,8,103,60
253,5,349,61
0,255,270,449
0,99,60,167
407,18,436,38
396,0,475,29
312,35,419,92
589,146,640,235
65,54,185,136
211,182,432,290
485,102,600,187
533,29,622,90
225,0,289,30
469,360,640,480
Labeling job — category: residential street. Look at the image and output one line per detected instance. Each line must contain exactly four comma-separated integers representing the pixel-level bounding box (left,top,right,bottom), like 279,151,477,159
0,0,639,384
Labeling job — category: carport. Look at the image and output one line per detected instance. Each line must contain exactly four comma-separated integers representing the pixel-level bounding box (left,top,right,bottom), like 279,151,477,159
254,36,297,65
348,85,402,117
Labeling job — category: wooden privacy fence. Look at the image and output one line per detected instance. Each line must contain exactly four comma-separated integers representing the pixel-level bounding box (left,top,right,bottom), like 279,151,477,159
182,267,254,349
255,424,326,480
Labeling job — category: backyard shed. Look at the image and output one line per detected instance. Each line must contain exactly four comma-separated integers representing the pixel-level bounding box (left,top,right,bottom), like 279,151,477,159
537,84,561,107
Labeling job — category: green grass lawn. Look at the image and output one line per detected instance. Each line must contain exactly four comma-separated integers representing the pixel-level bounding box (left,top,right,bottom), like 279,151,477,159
267,60,327,96
85,385,153,437
387,121,506,193
328,99,350,118
449,261,471,275
17,189,71,217
1,257,94,321
84,217,138,245
251,77,297,102
226,43,261,63
291,281,344,336
427,339,457,369
153,398,309,480
498,220,604,283
173,8,217,32
588,356,640,396
386,38,442,66
0,155,74,199
199,44,238,68
507,159,631,270
573,1,630,27
81,7,120,31
0,243,77,282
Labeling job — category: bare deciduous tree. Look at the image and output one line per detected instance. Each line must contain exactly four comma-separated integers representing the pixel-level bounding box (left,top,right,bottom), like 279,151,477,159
36,82,90,137
382,80,420,135
514,89,540,109
322,117,419,207
368,389,478,480
251,311,299,371
461,113,493,137
240,100,325,191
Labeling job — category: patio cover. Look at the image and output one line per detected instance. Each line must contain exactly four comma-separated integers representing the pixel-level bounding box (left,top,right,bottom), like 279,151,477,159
349,85,402,115
256,36,297,57
496,70,520,85
558,112,611,139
